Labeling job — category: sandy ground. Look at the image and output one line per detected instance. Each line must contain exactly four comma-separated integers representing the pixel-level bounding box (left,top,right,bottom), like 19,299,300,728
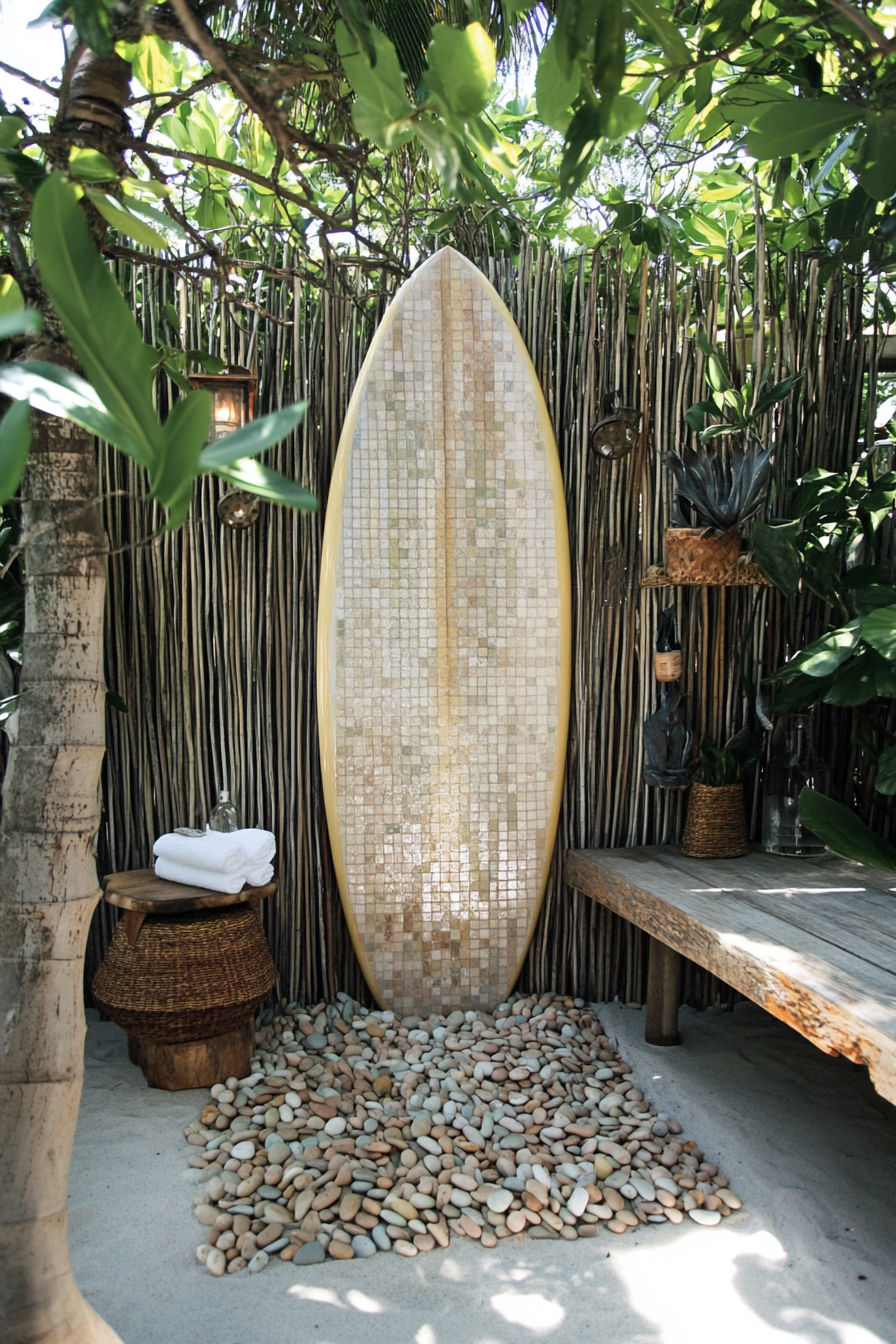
70,999,896,1344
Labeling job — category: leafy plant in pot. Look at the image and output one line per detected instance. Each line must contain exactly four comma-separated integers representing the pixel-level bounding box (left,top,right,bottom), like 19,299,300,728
681,727,761,859
663,334,800,582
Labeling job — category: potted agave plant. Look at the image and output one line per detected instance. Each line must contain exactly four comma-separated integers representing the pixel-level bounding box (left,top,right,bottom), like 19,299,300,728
662,334,800,583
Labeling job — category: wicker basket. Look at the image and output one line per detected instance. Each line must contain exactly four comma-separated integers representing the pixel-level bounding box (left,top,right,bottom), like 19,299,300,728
681,783,749,859
664,527,740,583
92,904,276,1043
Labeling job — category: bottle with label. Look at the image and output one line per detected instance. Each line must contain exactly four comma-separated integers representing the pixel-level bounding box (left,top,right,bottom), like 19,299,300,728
654,606,682,682
761,713,828,856
208,789,239,833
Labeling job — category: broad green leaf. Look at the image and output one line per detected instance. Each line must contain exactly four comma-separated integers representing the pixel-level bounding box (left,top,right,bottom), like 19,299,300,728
718,81,802,129
0,401,31,505
0,360,140,455
826,649,877,706
555,0,601,80
131,35,176,94
626,0,690,66
861,111,896,202
84,188,168,250
875,746,896,795
861,604,896,660
0,117,26,149
787,620,862,677
207,457,317,511
151,390,212,517
798,788,896,872
535,31,581,133
559,103,605,196
0,148,47,195
199,403,308,471
753,520,802,598
124,195,186,240
336,20,415,140
605,94,646,140
746,98,861,160
0,278,27,323
30,175,161,467
425,24,496,122
771,671,833,712
69,146,117,183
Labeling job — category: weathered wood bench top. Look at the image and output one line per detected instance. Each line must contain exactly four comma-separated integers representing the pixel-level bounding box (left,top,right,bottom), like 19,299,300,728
564,846,896,1107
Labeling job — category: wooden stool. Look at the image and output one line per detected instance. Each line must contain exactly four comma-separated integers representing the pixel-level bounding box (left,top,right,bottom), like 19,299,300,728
94,869,278,1091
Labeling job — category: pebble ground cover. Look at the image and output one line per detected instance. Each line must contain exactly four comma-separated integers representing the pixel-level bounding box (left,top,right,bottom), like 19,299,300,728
187,992,743,1275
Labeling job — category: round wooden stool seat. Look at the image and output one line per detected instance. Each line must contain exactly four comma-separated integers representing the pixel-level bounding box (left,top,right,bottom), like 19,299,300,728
95,868,278,1090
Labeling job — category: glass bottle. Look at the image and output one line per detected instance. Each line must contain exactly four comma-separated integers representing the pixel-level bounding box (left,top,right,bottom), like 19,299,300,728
761,713,829,856
208,789,239,833
654,605,683,682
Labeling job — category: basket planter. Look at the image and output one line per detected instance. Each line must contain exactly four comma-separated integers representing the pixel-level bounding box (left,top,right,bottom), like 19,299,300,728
92,903,276,1044
681,782,749,859
664,526,740,583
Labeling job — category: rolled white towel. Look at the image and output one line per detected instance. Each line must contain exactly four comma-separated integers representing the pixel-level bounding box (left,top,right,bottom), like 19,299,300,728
244,863,275,888
153,828,275,874
219,828,275,865
153,856,247,894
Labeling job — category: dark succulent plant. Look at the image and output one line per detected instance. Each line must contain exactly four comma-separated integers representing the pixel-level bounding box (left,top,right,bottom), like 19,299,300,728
663,439,773,534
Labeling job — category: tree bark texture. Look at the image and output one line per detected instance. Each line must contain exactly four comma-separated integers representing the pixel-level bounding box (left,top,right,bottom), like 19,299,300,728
0,411,123,1343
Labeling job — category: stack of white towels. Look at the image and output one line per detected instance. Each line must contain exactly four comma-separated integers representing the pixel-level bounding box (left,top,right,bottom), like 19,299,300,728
152,828,276,894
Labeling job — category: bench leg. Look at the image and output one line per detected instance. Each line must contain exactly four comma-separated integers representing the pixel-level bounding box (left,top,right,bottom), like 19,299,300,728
645,937,681,1046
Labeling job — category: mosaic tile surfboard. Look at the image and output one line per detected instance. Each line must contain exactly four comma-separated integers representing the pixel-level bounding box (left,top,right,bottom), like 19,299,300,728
317,248,571,1015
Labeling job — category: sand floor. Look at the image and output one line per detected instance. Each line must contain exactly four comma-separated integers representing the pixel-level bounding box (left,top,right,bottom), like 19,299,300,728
69,999,896,1344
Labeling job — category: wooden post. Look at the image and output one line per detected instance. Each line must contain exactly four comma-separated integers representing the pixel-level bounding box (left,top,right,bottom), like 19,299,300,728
646,936,682,1045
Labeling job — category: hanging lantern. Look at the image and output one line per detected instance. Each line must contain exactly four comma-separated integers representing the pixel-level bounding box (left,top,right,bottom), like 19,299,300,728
589,391,641,462
189,365,259,528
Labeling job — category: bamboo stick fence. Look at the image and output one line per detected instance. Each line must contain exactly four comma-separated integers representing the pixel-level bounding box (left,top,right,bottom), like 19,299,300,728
86,243,887,1011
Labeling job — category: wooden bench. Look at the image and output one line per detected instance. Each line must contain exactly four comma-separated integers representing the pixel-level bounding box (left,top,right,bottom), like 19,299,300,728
563,846,896,1106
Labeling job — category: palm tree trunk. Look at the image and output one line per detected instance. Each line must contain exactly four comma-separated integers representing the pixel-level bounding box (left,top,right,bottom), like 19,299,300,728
0,408,122,1343
0,33,132,1339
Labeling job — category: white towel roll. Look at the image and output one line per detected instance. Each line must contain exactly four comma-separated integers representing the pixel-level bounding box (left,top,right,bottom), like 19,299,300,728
153,856,247,894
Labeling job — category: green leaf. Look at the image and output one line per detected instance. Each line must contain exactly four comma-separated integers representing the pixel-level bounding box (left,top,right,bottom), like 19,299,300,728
0,117,26,149
84,188,168,250
123,195,185,241
71,0,114,57
0,148,47,195
535,31,582,133
861,605,896,661
559,103,605,196
798,788,896,872
425,23,496,122
106,689,128,714
199,403,307,471
0,276,24,319
745,98,861,161
131,35,176,94
30,174,162,468
626,0,690,66
788,621,862,678
0,401,31,505
753,520,802,598
605,94,646,140
0,308,43,340
336,20,415,150
875,746,896,795
826,649,877,706
68,146,117,183
0,361,138,455
206,457,317,512
771,671,833,712
861,111,896,202
151,391,212,520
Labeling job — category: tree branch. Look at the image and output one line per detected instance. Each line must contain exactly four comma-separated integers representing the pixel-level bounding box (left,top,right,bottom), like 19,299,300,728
825,0,896,54
0,61,60,98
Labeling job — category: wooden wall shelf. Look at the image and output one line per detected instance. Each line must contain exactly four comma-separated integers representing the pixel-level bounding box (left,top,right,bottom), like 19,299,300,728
641,562,773,588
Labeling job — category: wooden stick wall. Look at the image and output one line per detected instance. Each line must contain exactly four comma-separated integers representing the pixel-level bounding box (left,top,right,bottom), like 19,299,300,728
87,245,883,1010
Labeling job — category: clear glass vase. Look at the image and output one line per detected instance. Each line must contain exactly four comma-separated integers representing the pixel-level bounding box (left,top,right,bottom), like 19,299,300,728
761,713,829,857
208,789,239,833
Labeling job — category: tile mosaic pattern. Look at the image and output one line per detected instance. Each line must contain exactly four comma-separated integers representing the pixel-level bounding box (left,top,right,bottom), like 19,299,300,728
326,249,566,1014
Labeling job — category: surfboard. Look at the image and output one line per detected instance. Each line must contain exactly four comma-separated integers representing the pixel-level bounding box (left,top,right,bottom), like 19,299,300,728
317,248,571,1015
